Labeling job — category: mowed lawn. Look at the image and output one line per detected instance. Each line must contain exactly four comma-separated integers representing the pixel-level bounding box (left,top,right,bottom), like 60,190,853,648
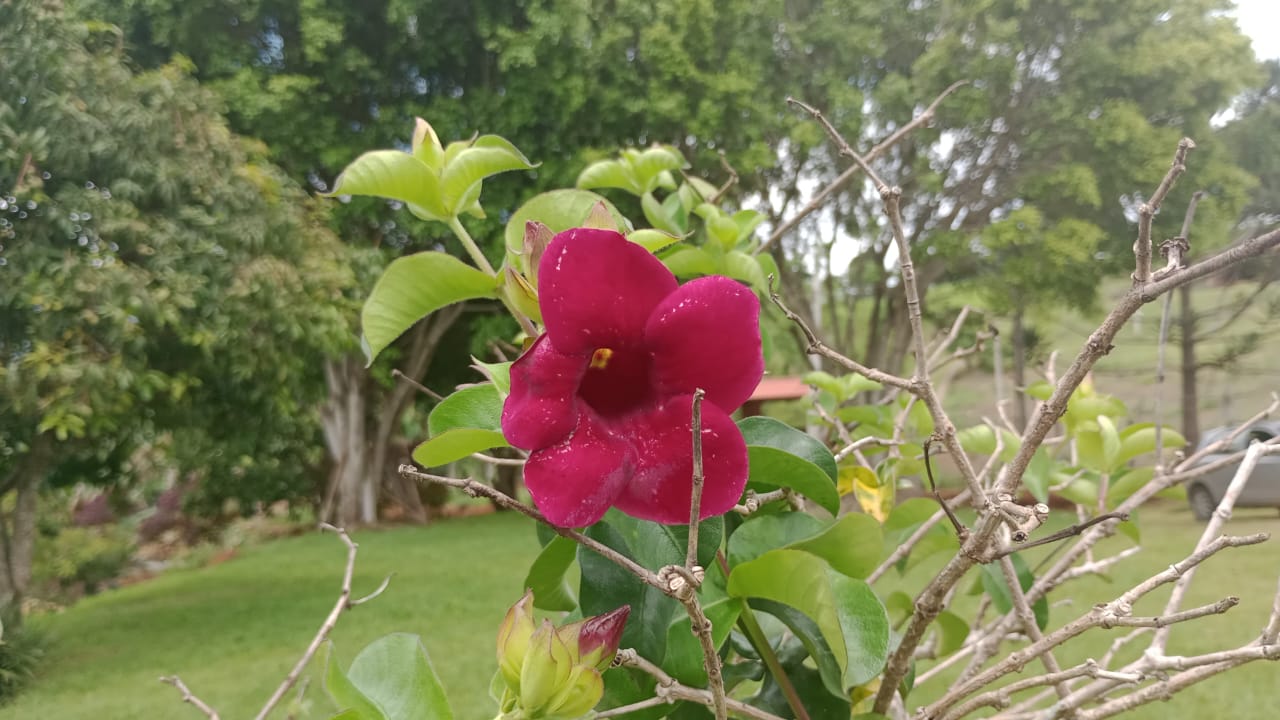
4,503,1278,719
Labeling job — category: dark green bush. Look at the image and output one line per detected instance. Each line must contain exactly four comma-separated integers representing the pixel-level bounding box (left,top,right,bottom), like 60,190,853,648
0,608,48,704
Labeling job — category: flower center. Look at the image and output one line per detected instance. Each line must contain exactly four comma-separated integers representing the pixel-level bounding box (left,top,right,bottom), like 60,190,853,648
578,346,654,418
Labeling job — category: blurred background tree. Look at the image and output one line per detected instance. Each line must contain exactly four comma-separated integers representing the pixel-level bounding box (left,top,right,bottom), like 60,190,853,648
0,0,350,609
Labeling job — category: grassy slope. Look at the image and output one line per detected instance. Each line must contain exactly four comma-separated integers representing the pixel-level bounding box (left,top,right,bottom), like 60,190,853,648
5,504,1277,719
4,512,540,720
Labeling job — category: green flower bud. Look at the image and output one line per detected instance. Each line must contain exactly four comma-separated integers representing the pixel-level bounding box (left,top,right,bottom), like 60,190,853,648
519,619,574,713
496,590,536,692
544,664,605,720
522,220,555,284
505,266,543,324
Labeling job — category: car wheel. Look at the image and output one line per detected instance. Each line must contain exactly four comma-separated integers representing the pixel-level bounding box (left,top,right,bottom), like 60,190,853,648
1188,485,1216,522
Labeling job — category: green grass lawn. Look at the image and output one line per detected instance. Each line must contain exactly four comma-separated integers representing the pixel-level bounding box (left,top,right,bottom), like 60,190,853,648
5,503,1277,719
4,512,541,720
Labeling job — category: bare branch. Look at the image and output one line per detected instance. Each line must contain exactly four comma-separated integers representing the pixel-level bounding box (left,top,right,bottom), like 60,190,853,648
253,524,390,720
686,389,707,572
618,649,788,720
1134,138,1195,283
399,466,667,593
758,80,968,255
160,676,220,720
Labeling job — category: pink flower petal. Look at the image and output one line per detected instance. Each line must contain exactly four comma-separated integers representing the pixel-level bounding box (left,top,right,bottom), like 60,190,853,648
523,409,633,528
611,395,748,524
539,228,678,356
645,276,764,412
502,335,587,450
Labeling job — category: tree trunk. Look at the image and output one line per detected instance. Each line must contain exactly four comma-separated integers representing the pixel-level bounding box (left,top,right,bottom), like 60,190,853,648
1011,306,1028,431
0,434,52,613
1179,283,1200,448
320,307,463,527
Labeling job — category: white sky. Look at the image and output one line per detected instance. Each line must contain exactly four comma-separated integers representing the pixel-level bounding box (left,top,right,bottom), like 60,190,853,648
1234,0,1279,60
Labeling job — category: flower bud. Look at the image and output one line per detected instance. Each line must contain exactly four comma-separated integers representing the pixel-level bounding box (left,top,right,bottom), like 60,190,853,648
519,619,574,712
544,664,605,720
496,590,536,692
523,220,555,282
573,605,631,671
504,266,543,324
582,201,617,232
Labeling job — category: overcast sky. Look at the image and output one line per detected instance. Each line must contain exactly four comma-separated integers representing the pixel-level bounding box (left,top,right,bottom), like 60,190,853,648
1234,0,1279,60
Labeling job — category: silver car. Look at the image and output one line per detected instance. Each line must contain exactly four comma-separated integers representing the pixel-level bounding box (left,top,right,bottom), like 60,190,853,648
1186,421,1280,521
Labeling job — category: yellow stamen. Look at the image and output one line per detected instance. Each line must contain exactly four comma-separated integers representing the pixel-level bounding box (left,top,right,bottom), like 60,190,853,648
590,348,614,370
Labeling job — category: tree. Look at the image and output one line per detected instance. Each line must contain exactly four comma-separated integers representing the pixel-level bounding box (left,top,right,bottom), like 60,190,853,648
0,0,350,607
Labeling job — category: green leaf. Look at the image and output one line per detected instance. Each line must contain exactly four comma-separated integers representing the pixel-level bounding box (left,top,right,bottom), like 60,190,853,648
642,192,684,236
1097,415,1121,471
415,384,509,466
1023,448,1054,504
745,447,841,516
664,596,742,686
738,417,838,480
789,512,883,579
732,210,766,240
934,611,970,657
957,425,1021,461
1115,425,1186,466
576,159,639,194
708,215,740,250
727,512,826,567
980,554,1048,630
633,146,687,191
427,384,503,436
344,634,454,720
327,150,447,220
1055,477,1099,506
504,190,626,270
440,135,536,214
751,599,845,700
524,535,578,612
723,250,769,291
663,246,718,277
1107,467,1154,505
727,549,889,689
326,643,388,720
1025,381,1054,401
627,229,682,253
578,520,679,663
361,252,498,363
413,429,507,467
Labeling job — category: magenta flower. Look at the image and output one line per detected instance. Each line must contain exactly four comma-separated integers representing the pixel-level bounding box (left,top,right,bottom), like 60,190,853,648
502,228,764,528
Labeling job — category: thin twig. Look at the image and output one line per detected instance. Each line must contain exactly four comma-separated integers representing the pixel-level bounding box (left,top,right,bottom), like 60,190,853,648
923,438,967,538
253,524,391,720
618,650,787,720
1153,191,1203,467
399,466,668,592
391,368,444,401
1134,138,1195,283
160,676,220,720
758,80,967,255
686,389,707,571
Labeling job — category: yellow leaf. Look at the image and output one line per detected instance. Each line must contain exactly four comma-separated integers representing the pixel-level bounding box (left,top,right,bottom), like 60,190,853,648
840,466,893,522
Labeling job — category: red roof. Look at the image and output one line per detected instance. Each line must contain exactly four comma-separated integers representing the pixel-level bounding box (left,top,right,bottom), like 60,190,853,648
748,376,811,402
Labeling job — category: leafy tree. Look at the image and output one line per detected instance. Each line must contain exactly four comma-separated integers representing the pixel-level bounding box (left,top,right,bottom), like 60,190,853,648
0,0,350,607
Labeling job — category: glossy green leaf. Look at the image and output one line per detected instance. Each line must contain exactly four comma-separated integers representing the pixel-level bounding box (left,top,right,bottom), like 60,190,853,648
751,599,845,699
1107,467,1154,505
327,150,447,220
524,535,578,612
727,512,825,567
738,417,838,479
745,447,841,516
708,215,740,250
578,519,679,663
345,634,454,720
440,136,535,214
789,512,883,579
1097,415,1121,470
634,146,687,190
1055,477,1099,506
326,643,388,720
727,549,889,689
663,596,742,685
361,251,498,363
